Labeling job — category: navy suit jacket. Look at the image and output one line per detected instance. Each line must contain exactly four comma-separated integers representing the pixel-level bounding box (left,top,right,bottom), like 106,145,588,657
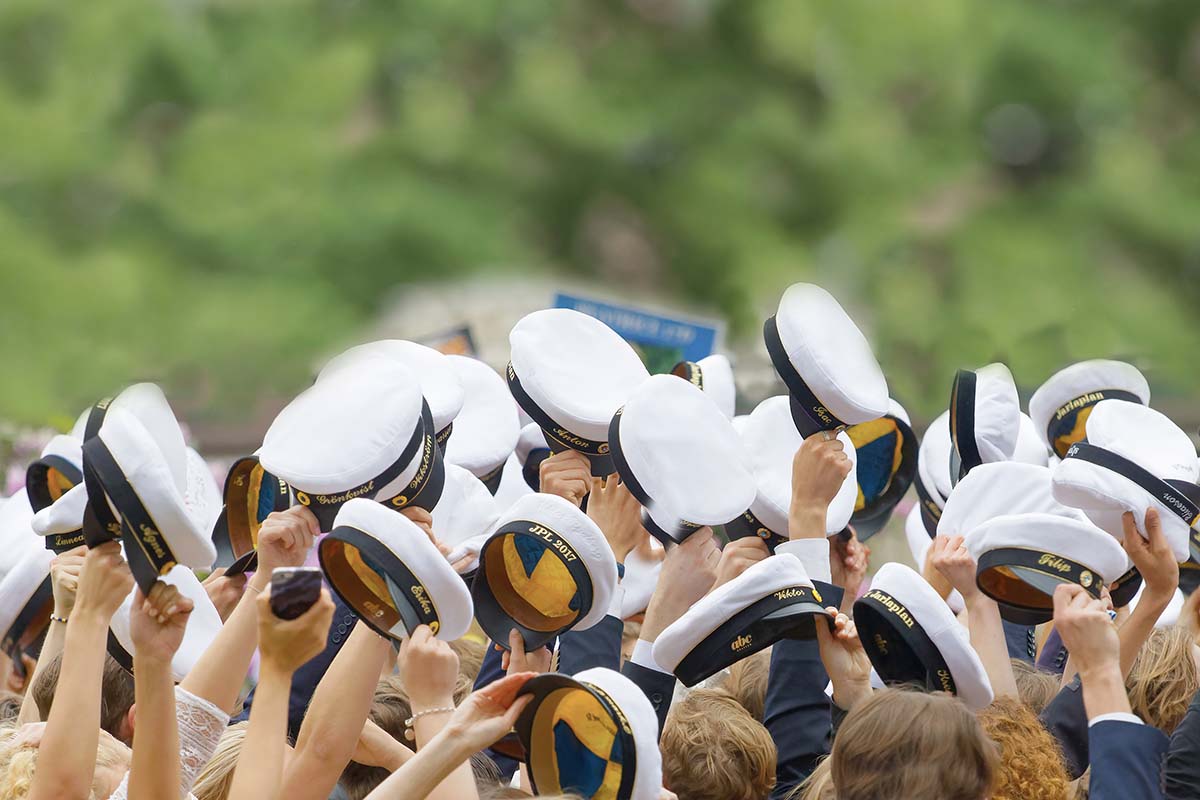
1039,676,1089,779
1165,686,1200,798
1089,720,1167,800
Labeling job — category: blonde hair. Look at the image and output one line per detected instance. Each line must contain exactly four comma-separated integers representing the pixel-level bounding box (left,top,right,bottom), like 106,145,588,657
1011,659,1060,715
192,722,248,800
723,648,772,722
661,688,776,800
0,725,129,800
831,688,998,800
1127,626,1200,734
977,696,1070,800
790,757,834,800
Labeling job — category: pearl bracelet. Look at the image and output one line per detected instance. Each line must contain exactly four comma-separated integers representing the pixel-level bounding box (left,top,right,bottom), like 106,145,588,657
403,706,455,740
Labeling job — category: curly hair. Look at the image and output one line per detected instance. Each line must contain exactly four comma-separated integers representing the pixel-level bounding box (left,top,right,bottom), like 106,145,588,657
1127,626,1200,734
0,725,129,800
977,696,1070,800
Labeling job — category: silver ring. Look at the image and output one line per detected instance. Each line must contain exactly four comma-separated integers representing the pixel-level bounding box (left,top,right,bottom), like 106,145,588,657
821,431,833,442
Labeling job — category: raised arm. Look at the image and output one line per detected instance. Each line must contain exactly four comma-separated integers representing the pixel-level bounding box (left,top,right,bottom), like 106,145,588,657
276,618,392,800
29,542,133,800
930,535,1017,698
1117,510,1178,678
18,545,85,724
228,586,334,800
127,582,194,800
180,506,317,713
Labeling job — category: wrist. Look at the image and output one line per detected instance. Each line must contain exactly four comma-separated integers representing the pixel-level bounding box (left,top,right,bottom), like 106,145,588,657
258,658,298,682
410,695,456,715
69,605,116,628
248,571,271,594
788,507,827,539
1140,584,1175,608
831,677,872,710
133,651,175,673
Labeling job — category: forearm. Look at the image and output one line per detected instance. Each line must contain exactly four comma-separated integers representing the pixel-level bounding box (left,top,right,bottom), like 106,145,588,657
18,618,66,724
279,621,391,800
1119,592,1169,678
180,572,265,713
788,507,826,541
128,656,180,800
229,664,292,800
1080,663,1133,719
965,594,1018,697
30,612,109,800
415,707,477,800
365,731,476,800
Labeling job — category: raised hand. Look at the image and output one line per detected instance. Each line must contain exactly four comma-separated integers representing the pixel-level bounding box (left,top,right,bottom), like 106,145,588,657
538,450,592,507
815,607,872,710
586,474,648,563
502,629,552,675
256,506,320,575
441,672,537,753
831,530,870,606
130,582,193,665
74,542,134,623
790,433,852,538
929,535,979,601
49,545,86,618
710,537,770,590
399,625,460,712
1053,584,1119,677
1122,509,1178,604
256,585,335,675
640,528,720,643
202,568,248,622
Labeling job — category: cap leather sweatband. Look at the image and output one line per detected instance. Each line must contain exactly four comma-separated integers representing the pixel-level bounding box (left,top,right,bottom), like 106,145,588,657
1063,441,1200,528
81,397,122,547
1110,567,1143,609
318,525,441,641
762,316,847,437
81,436,178,593
377,402,447,514
855,588,956,693
289,400,431,531
976,548,1103,625
523,448,551,491
606,408,703,546
27,455,86,552
914,477,943,539
471,520,594,651
514,675,638,800
723,508,787,553
1047,389,1142,458
949,370,982,484
507,362,615,478
674,585,829,687
1,578,52,678
214,456,290,576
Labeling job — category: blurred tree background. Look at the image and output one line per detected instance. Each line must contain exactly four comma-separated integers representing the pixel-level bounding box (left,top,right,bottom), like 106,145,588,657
3,0,1200,435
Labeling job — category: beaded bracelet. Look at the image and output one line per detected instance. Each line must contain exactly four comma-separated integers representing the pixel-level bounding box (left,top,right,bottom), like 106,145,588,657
403,706,455,740
50,614,68,624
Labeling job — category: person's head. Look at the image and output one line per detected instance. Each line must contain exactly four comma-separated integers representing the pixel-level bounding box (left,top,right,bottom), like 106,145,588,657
192,723,248,800
1011,659,1060,715
661,688,776,800
723,648,772,722
32,652,136,745
831,689,998,800
0,693,23,725
0,725,130,800
976,696,1070,800
1127,625,1200,734
450,635,486,690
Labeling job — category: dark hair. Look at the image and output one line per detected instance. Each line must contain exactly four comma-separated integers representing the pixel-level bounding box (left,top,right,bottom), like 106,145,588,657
32,652,135,743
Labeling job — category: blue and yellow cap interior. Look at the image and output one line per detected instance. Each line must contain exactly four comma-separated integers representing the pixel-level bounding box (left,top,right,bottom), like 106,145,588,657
848,417,904,512
486,533,581,632
529,686,627,800
1051,405,1095,459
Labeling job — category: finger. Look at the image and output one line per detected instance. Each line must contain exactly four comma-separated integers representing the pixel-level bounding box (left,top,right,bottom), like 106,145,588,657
590,477,604,497
508,629,526,660
501,651,511,671
1144,508,1164,548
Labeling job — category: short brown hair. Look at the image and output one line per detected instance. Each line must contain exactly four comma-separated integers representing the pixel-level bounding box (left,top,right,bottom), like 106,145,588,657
661,688,776,800
977,696,1070,800
1011,659,1060,715
32,652,135,742
723,648,772,722
1127,626,1200,734
831,689,998,800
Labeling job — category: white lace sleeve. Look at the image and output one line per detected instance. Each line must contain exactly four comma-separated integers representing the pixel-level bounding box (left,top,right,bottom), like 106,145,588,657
105,687,230,800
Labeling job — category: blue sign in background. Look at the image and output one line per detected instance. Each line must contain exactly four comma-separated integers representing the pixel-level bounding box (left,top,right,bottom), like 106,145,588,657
553,292,723,364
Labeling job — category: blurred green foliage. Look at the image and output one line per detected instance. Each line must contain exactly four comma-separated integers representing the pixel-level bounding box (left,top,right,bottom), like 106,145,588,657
2,0,1200,428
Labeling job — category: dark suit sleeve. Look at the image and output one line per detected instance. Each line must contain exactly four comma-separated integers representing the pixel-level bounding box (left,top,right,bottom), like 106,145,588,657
765,638,832,800
1165,687,1200,799
621,660,675,736
1039,677,1089,779
558,614,622,674
1089,720,1168,800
